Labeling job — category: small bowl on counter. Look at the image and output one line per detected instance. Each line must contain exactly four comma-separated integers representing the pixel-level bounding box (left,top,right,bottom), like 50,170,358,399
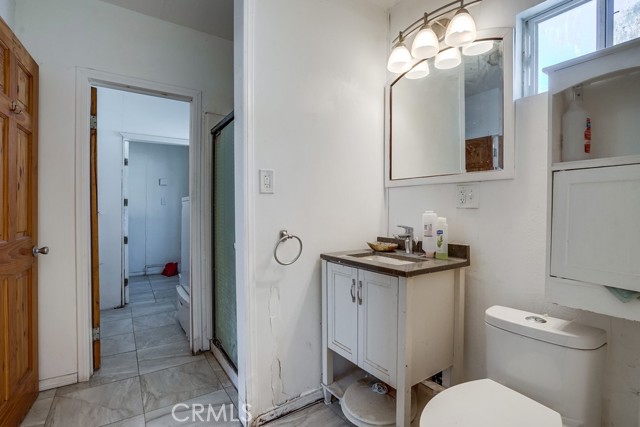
367,241,399,252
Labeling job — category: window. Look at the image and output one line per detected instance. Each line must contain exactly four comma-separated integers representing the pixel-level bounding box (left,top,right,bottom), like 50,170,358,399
522,0,640,95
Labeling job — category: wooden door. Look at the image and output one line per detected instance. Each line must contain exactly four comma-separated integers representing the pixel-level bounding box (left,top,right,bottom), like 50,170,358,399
0,17,40,426
326,263,358,364
358,270,398,387
90,87,101,370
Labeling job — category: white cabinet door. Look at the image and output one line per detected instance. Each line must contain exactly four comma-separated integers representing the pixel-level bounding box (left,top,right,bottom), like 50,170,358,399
327,263,359,364
358,270,398,386
551,164,640,291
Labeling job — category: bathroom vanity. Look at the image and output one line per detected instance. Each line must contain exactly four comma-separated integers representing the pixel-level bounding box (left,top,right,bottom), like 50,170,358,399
320,245,469,426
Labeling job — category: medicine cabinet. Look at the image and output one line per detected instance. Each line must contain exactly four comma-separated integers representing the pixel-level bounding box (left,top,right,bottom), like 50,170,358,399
545,38,640,321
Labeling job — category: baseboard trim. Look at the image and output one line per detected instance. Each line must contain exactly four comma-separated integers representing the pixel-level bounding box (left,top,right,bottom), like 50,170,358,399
39,373,77,391
253,389,324,426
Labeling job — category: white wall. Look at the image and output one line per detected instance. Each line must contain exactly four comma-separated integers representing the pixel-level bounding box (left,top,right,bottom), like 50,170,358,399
389,1,640,425
15,0,232,386
128,142,189,276
0,0,14,28
245,0,388,418
97,87,189,309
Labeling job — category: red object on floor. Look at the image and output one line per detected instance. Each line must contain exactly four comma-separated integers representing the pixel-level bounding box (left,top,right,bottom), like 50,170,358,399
161,262,179,277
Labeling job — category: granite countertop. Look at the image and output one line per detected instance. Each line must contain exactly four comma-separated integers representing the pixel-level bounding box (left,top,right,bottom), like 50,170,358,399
320,243,470,278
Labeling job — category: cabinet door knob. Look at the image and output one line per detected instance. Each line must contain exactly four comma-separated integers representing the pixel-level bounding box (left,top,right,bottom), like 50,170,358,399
350,279,356,303
357,281,363,305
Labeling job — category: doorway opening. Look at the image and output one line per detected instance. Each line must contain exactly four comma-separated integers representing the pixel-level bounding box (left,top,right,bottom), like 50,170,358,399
91,86,191,369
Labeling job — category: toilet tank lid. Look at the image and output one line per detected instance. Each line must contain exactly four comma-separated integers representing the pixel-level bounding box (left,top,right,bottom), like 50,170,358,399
485,306,607,350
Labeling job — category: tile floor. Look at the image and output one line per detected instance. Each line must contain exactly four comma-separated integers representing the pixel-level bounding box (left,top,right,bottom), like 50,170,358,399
21,275,239,427
22,274,419,426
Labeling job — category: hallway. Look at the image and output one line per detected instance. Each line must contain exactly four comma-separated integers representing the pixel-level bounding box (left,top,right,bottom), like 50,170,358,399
21,275,239,426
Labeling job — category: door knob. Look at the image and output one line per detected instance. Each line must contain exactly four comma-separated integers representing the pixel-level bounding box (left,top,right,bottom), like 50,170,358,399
32,246,49,256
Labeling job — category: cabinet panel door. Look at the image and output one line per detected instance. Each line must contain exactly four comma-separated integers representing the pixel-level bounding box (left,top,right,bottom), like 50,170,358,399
358,270,398,386
551,164,640,291
327,263,358,364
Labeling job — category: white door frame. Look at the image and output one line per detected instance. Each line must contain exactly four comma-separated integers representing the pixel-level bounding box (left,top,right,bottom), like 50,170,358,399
74,68,212,381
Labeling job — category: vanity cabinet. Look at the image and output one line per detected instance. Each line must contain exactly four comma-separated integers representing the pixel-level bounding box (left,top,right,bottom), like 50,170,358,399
320,247,469,427
545,38,640,321
327,263,398,385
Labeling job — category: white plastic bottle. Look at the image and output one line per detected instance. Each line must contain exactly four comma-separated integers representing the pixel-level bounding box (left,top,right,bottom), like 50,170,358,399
422,210,438,258
435,217,448,260
562,86,591,162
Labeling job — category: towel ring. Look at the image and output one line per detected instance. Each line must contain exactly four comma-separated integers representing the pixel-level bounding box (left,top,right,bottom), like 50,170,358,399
274,230,303,266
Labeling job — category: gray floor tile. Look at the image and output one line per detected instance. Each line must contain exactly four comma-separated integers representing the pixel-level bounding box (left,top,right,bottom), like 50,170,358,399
140,359,221,413
154,297,178,308
131,301,176,318
205,354,233,389
150,282,178,292
90,351,139,386
135,324,187,351
36,389,57,400
45,377,143,427
21,397,53,427
129,292,156,304
103,415,146,427
129,283,153,298
144,389,237,426
101,318,133,338
137,339,202,375
225,386,239,411
265,402,352,427
129,276,149,284
153,288,177,300
133,310,178,332
102,333,136,357
101,308,132,322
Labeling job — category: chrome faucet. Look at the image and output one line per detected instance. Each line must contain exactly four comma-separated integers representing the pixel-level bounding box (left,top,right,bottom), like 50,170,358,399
394,225,414,254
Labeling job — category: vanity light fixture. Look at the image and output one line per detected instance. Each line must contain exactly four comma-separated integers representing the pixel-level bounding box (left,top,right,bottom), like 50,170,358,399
405,60,430,79
444,7,477,47
387,0,482,75
387,32,413,74
462,39,494,56
434,47,461,69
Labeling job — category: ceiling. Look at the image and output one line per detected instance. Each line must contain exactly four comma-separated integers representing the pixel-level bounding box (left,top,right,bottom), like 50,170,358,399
99,0,234,41
99,0,401,42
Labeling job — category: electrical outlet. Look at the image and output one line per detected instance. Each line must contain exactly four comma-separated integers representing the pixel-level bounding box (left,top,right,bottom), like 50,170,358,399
259,169,274,194
456,184,479,209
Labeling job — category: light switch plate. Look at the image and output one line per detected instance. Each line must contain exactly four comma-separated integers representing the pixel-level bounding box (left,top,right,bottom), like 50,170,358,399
456,184,479,209
159,178,168,186
259,169,274,194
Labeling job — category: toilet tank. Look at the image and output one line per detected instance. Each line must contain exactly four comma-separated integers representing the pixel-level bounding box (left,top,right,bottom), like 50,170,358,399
485,306,606,427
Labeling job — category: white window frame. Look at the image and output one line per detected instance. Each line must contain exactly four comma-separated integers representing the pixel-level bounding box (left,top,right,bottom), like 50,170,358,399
521,0,625,96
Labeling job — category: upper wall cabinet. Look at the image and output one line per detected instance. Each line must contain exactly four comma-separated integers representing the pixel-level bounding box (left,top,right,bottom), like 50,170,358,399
545,38,640,321
385,28,515,187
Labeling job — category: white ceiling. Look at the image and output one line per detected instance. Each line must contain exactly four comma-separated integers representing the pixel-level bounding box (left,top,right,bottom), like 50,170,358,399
98,0,401,41
99,0,234,41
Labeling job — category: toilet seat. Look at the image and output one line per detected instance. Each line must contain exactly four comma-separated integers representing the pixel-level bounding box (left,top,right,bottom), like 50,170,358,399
419,379,562,427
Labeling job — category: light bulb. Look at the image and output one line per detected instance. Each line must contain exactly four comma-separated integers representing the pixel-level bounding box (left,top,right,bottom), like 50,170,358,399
406,61,430,79
387,41,412,74
435,47,461,69
462,40,494,56
411,25,440,59
444,8,477,47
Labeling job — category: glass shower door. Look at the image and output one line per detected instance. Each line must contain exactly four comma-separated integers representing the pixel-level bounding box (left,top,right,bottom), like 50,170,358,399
213,113,237,368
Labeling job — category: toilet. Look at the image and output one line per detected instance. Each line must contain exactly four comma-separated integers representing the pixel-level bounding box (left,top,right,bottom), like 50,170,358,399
420,305,607,427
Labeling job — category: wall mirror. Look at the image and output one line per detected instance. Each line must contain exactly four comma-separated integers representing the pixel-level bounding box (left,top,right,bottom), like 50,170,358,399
385,28,514,186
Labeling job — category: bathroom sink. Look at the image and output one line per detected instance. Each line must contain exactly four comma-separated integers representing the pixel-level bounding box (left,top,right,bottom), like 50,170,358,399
346,252,424,266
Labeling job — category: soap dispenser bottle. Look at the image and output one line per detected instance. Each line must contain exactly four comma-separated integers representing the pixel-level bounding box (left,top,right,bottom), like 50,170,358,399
435,217,448,260
422,210,438,258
